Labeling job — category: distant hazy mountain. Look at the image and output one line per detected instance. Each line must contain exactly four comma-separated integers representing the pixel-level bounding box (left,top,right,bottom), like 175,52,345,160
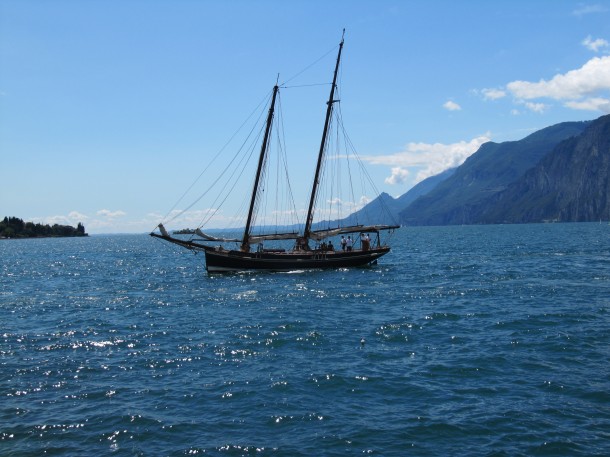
399,119,593,225
333,168,456,226
396,168,456,209
326,192,400,227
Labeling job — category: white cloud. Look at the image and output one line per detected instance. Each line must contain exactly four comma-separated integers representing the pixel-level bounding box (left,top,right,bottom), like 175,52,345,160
443,100,461,111
502,55,610,113
326,197,344,207
582,35,609,52
364,134,491,184
67,211,88,221
359,195,371,206
506,56,610,100
97,209,127,218
482,88,507,100
565,97,610,111
384,167,410,185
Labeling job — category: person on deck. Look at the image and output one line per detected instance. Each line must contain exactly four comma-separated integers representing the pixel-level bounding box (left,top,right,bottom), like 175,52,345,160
361,233,370,251
346,236,353,251
340,236,347,251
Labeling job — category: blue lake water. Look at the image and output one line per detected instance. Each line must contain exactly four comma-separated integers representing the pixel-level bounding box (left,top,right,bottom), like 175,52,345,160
1,223,609,456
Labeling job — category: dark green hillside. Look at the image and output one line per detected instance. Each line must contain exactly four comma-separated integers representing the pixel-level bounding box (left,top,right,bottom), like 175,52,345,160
0,217,88,238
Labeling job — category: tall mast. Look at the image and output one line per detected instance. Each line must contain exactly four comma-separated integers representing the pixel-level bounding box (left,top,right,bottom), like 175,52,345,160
303,31,345,241
241,84,279,251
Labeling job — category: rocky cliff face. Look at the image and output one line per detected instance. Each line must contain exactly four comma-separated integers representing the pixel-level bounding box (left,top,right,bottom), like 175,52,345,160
479,114,610,223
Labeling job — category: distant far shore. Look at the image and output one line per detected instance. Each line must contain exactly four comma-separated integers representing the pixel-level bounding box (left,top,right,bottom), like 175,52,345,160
0,234,89,240
0,216,88,239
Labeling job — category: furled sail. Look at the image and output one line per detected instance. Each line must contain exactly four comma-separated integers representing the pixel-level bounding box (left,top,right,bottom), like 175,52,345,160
248,232,300,244
158,223,170,237
310,224,399,240
195,228,240,243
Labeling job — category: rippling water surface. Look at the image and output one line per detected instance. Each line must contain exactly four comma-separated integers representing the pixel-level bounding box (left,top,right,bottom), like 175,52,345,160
1,224,609,456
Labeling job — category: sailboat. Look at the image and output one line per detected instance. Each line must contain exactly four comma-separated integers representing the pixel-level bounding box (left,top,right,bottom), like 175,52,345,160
151,33,399,272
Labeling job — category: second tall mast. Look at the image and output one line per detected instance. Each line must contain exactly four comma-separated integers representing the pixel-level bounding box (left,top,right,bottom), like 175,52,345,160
303,32,345,241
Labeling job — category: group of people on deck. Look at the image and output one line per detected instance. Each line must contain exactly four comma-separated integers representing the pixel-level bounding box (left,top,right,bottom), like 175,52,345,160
318,233,371,252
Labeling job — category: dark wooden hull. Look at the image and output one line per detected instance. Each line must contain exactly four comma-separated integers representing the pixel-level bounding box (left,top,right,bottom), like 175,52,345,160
204,247,391,272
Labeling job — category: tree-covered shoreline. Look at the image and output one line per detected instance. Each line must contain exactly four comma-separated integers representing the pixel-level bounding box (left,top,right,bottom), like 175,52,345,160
0,217,88,239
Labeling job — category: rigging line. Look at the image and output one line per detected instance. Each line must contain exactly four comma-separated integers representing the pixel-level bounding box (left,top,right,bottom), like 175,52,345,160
333,103,358,222
337,107,399,226
328,78,344,224
176,118,261,229
280,44,339,87
343,125,380,195
310,114,334,224
333,128,344,223
159,88,275,227
334,122,344,219
177,102,266,231
281,83,332,89
326,123,340,223
251,130,271,232
339,125,375,190
271,98,285,230
324,75,344,224
273,98,282,229
200,141,259,231
276,92,300,227
175,91,271,228
198,115,268,229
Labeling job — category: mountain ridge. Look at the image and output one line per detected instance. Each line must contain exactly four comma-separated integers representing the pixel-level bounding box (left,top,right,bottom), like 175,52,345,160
398,120,593,225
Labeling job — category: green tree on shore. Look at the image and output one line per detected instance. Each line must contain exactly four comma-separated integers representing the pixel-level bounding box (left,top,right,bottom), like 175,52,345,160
0,217,88,238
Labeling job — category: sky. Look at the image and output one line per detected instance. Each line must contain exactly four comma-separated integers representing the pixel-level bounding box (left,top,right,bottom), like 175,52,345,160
2,0,610,233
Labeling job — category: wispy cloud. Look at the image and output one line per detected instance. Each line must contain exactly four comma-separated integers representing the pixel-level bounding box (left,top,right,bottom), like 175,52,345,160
32,210,132,233
68,211,88,221
572,4,609,16
40,211,88,226
522,101,547,113
443,100,461,111
97,209,127,218
582,35,609,52
161,208,244,229
565,97,610,111
481,88,507,100
363,134,491,185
